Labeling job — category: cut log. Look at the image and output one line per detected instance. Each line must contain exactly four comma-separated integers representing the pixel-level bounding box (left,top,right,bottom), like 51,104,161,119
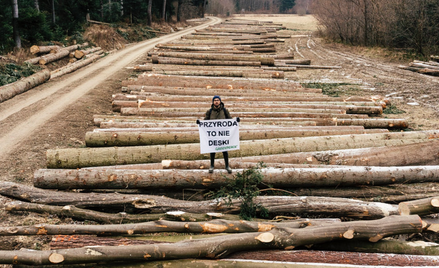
120,109,373,118
0,219,326,236
118,106,347,115
167,139,438,167
150,52,276,65
99,120,317,128
0,215,422,265
3,183,399,219
311,239,439,256
229,249,439,266
126,84,322,96
332,118,408,129
34,166,439,190
152,55,262,66
0,69,51,103
399,196,439,216
50,53,103,79
122,74,313,92
267,182,439,203
280,59,311,65
30,45,60,54
418,68,439,76
145,69,284,79
113,102,382,115
46,130,439,168
111,99,385,112
38,49,70,65
84,128,387,147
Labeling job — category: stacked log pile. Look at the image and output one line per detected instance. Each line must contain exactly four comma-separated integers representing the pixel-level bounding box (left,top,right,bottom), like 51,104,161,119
399,58,439,76
25,42,105,79
2,18,439,267
0,43,104,103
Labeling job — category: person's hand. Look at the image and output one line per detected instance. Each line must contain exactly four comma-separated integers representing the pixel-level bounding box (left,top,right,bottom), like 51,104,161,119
236,117,240,122
196,119,200,125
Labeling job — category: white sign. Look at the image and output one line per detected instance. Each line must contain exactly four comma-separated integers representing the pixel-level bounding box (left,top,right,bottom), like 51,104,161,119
198,119,240,154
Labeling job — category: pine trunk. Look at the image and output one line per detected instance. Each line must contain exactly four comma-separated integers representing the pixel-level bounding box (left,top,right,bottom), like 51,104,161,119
0,69,51,103
34,166,439,190
84,128,387,147
46,130,439,168
0,215,421,265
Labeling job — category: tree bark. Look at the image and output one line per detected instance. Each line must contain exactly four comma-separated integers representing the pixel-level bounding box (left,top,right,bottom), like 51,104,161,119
34,166,439,190
398,196,439,216
200,139,439,167
50,53,103,79
0,219,327,236
230,248,439,266
143,69,284,79
46,130,439,168
84,128,387,147
122,74,313,92
30,45,60,54
120,109,374,118
311,239,439,256
12,0,21,48
2,182,399,219
112,100,383,114
150,52,276,65
152,56,262,66
39,49,70,65
0,69,51,103
282,59,311,65
0,215,422,265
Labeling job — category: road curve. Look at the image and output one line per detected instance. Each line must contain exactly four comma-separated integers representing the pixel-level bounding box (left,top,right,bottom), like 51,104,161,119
0,17,222,159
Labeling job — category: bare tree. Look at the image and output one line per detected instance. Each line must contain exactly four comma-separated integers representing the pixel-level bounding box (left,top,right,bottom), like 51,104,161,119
12,0,21,48
34,0,40,12
51,0,56,24
162,0,167,21
147,0,152,26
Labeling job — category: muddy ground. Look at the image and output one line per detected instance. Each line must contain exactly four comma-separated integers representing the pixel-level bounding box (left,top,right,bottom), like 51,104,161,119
0,14,438,265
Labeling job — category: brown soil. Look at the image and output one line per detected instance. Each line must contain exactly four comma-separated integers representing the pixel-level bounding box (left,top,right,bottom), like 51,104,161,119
0,15,438,266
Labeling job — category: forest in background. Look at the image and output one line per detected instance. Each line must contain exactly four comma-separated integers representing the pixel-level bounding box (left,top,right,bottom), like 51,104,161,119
2,0,438,57
1,0,298,54
311,0,439,57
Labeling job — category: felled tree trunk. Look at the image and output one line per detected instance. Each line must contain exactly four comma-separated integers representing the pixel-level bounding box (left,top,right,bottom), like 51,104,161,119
0,219,326,236
38,49,70,65
0,69,51,103
230,249,439,266
0,215,422,265
1,182,399,218
30,45,60,54
172,139,438,167
34,166,439,190
152,56,262,66
46,130,439,168
84,128,388,147
50,53,103,79
121,74,314,92
398,196,439,216
151,52,276,65
311,239,439,256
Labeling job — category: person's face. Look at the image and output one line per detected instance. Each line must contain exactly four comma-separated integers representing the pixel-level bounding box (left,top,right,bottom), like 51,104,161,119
213,98,221,107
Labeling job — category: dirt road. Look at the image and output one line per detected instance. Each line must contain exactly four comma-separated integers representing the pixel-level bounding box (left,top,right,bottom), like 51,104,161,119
0,17,221,174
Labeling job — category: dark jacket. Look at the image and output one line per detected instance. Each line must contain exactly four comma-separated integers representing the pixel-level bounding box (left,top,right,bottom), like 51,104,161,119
204,102,231,120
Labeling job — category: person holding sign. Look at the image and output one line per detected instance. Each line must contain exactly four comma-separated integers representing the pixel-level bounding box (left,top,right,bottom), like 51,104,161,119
196,95,240,174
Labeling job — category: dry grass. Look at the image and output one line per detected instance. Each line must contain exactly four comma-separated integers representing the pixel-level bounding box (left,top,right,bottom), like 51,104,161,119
83,24,128,51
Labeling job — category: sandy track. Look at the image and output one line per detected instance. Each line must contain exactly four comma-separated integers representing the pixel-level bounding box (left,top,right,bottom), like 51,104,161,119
0,17,221,159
